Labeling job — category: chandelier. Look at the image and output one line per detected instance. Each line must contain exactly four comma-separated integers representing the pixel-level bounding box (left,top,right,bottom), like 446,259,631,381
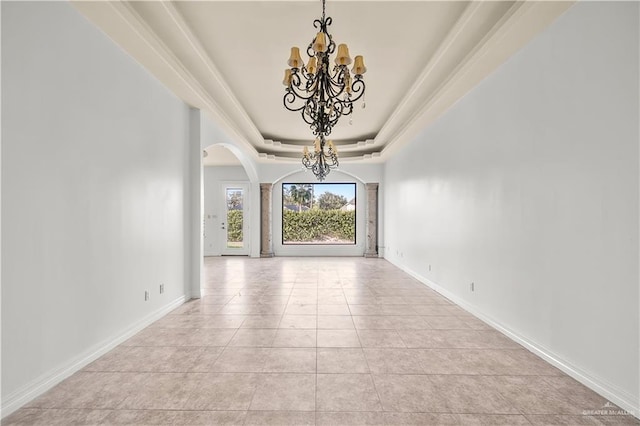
282,0,367,181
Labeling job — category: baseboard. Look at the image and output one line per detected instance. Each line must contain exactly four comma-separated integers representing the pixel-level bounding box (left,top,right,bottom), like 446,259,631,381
1,295,187,419
384,256,639,419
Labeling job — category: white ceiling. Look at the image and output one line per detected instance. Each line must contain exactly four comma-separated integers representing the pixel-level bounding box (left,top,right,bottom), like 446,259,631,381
73,0,573,165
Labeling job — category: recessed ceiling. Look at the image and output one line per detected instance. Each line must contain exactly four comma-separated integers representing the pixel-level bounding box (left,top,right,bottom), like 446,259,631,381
73,0,573,164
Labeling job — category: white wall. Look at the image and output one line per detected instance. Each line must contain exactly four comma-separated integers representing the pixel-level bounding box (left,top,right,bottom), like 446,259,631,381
203,166,249,256
383,1,639,413
1,2,192,415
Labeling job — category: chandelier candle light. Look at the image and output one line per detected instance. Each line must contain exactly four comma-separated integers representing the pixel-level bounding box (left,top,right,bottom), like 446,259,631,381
282,0,367,181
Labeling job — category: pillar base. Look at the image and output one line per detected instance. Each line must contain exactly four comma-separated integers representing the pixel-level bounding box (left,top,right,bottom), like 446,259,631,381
260,252,275,258
364,252,379,258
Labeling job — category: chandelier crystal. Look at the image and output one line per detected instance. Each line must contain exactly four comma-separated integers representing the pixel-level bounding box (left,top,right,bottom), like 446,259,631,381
282,0,366,181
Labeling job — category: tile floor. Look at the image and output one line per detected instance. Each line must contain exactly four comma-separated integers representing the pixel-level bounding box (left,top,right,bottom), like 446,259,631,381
4,257,638,425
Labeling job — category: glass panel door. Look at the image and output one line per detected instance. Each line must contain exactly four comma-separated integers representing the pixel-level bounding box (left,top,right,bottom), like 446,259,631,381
221,183,249,255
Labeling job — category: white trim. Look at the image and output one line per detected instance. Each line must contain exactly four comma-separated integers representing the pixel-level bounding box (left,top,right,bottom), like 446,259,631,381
0,295,187,419
384,256,640,419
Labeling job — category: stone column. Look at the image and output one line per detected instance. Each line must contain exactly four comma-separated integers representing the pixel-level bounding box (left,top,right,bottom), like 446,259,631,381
364,183,379,258
260,183,275,257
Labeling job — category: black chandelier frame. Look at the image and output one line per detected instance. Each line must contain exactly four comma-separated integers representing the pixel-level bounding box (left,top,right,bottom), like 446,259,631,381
283,5,366,138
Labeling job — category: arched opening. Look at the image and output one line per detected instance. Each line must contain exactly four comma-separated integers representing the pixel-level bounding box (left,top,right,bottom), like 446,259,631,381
202,144,257,257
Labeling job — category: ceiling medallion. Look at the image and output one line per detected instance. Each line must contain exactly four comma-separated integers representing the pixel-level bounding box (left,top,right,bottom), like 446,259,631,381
282,0,367,181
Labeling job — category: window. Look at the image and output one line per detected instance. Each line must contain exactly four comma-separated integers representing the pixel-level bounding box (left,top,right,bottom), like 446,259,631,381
282,183,356,245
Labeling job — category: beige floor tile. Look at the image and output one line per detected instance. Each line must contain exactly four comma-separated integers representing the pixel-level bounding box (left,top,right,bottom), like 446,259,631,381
506,349,564,375
317,374,382,412
399,329,508,349
211,347,268,372
250,374,316,411
462,316,494,330
387,315,431,329
590,415,640,425
279,314,318,329
244,410,315,425
3,408,114,426
491,376,585,415
545,376,617,415
316,411,385,425
317,329,361,347
190,347,225,372
88,346,206,373
318,315,355,329
273,329,317,347
263,348,316,373
200,315,246,328
228,329,277,347
171,410,247,425
429,375,519,414
240,315,282,328
423,315,473,329
317,304,351,315
285,304,317,315
29,372,147,410
363,348,424,374
378,305,417,315
317,348,370,373
372,374,446,412
118,372,201,410
373,296,407,305
352,316,395,330
411,304,466,316
101,409,177,425
83,346,135,372
357,330,406,348
183,328,236,346
382,412,464,425
13,257,621,426
349,305,383,316
183,373,258,410
418,348,520,375
454,414,532,424
525,414,602,425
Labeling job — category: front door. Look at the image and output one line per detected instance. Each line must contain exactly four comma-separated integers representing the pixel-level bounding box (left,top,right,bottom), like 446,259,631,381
221,183,250,255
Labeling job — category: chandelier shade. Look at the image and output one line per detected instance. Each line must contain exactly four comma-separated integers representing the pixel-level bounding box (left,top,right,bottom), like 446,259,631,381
282,0,367,181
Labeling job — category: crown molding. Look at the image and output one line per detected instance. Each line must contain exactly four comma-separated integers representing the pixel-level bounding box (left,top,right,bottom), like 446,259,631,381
379,1,575,160
373,1,484,148
160,2,265,147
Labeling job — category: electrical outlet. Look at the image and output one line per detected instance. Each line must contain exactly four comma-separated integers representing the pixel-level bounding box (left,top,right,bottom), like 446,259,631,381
470,282,475,292
145,290,149,301
160,284,164,294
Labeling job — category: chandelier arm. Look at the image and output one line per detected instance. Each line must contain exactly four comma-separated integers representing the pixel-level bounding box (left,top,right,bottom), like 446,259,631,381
348,78,366,102
288,74,318,101
283,91,308,112
301,108,317,127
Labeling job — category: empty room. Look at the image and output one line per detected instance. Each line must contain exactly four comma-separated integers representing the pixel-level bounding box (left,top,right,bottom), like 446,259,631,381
2,0,638,425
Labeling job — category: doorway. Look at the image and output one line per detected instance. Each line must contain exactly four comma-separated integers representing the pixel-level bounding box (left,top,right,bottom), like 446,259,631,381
221,182,250,255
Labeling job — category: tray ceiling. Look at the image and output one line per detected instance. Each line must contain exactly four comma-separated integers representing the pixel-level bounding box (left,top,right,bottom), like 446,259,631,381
73,1,573,164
